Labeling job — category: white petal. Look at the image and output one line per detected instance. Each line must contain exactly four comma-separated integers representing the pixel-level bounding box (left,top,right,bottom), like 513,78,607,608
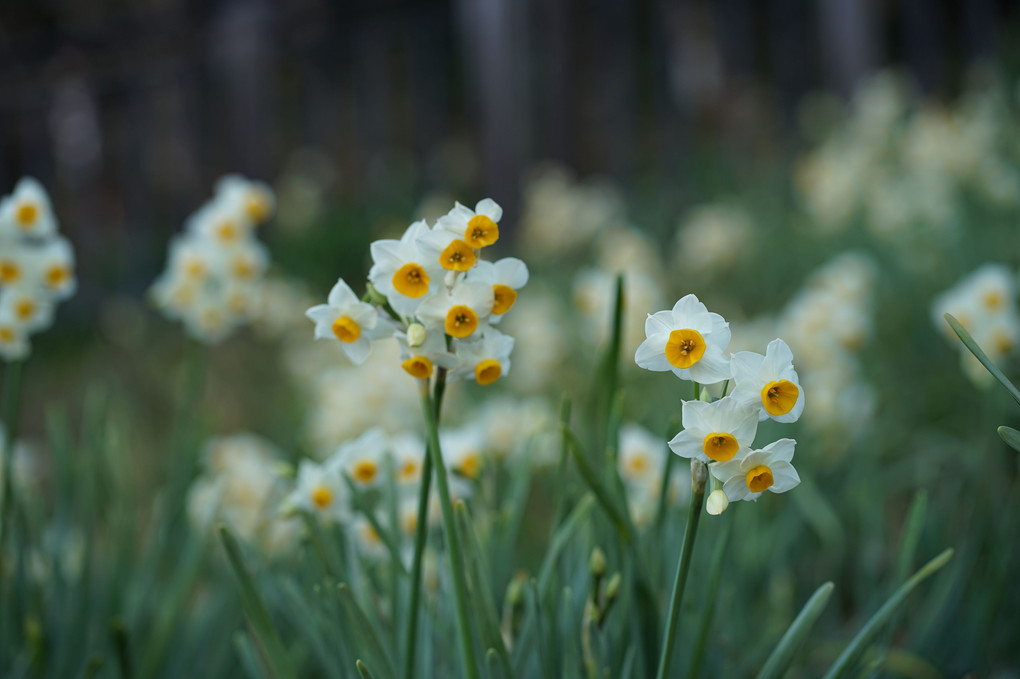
762,438,796,463
343,338,372,365
689,347,730,384
493,257,528,288
762,338,795,377
306,305,337,324
730,350,765,381
475,198,502,222
667,430,701,459
634,335,671,372
769,461,800,493
327,279,356,307
681,400,709,433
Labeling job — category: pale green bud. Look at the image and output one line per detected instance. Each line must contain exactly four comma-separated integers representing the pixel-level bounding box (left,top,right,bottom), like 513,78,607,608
590,547,606,577
407,322,427,348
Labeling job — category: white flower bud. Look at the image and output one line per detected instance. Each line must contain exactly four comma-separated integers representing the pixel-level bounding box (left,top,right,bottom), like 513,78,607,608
407,322,427,348
706,489,729,515
690,459,708,495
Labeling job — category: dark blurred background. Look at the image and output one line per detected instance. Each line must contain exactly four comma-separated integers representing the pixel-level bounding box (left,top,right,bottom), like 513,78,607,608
0,0,1016,299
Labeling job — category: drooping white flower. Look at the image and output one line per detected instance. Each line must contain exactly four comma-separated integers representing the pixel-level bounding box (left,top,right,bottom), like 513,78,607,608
449,328,514,385
668,397,758,463
730,339,805,423
306,278,387,364
396,325,456,380
466,257,529,321
369,220,444,317
711,438,800,502
435,198,502,249
634,294,731,384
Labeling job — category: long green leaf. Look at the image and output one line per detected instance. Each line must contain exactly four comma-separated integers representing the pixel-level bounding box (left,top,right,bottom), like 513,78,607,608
755,582,835,679
822,549,953,679
356,660,378,679
219,526,294,679
998,426,1020,453
536,493,595,594
945,314,1020,406
561,425,632,544
337,584,397,679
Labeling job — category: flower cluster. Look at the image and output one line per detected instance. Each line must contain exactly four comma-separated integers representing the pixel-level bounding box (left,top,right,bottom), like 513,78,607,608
0,178,76,361
305,198,527,387
150,175,275,343
932,263,1018,385
635,294,805,513
616,423,689,527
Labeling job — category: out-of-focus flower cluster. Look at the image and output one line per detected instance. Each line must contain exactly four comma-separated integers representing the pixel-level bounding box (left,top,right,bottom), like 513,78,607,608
932,263,1019,385
636,294,805,514
796,70,1020,259
0,178,76,361
150,176,275,343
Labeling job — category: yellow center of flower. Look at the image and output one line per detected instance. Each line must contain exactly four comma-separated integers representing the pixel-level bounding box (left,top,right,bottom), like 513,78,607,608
458,453,481,479
353,459,378,485
398,460,419,482
15,300,35,321
217,220,238,242
361,523,381,544
232,258,254,280
626,454,649,477
393,263,430,298
440,239,477,272
464,214,499,248
15,202,38,227
185,260,205,279
401,513,418,536
0,261,21,284
993,330,1014,355
311,485,333,509
445,305,478,338
0,327,13,343
402,355,434,379
702,433,738,462
745,465,774,493
474,359,502,385
492,284,517,315
172,285,196,307
983,290,1004,310
761,380,799,416
245,192,270,223
332,316,361,343
664,328,706,369
227,292,249,315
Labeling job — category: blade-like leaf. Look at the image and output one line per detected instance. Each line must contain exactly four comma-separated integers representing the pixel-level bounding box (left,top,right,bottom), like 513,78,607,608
998,426,1020,453
945,314,1020,406
755,582,835,679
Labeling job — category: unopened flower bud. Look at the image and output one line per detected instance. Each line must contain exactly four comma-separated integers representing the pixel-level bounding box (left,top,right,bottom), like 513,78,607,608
706,489,729,515
605,573,622,602
364,282,388,306
698,386,713,403
407,322,427,348
506,571,527,606
691,459,708,495
590,547,606,577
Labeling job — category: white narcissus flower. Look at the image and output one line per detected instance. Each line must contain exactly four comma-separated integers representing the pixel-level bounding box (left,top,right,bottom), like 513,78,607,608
396,326,456,380
668,397,758,463
440,425,486,480
0,178,57,239
449,329,514,385
466,257,529,321
436,198,502,249
0,288,54,333
286,459,347,522
0,244,29,288
306,278,387,364
215,174,276,225
617,423,665,487
330,429,389,489
187,199,254,250
368,220,443,317
417,227,478,273
711,438,800,502
634,294,731,384
417,281,494,340
351,515,389,562
0,314,29,361
35,237,76,300
730,339,805,423
388,432,425,487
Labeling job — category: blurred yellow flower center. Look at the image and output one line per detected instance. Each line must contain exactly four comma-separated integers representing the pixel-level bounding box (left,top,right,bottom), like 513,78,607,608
665,329,706,369
15,300,35,320
402,513,418,536
232,258,254,279
761,380,799,416
0,327,13,343
245,192,270,223
492,285,517,315
445,305,478,337
185,260,205,278
402,355,434,379
217,221,238,242
474,359,502,385
983,290,1004,310
626,454,649,476
440,239,477,272
332,316,360,343
993,330,1014,355
15,202,38,227
311,485,333,508
398,460,419,482
458,453,481,479
702,433,738,462
362,523,381,544
745,465,774,493
465,214,499,248
393,263,430,297
0,261,21,284
353,459,378,484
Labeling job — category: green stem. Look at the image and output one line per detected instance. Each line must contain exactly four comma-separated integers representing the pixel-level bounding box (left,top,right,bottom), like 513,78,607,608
655,485,706,679
402,369,446,679
0,360,25,663
686,520,731,679
420,379,479,679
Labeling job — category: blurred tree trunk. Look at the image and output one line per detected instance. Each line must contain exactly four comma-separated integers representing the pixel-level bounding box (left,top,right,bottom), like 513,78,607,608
818,0,877,99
